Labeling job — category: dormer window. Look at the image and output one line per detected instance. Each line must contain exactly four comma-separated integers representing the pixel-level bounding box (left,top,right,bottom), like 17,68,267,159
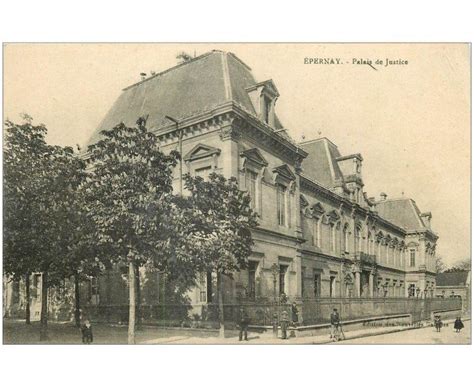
262,95,272,124
245,79,280,128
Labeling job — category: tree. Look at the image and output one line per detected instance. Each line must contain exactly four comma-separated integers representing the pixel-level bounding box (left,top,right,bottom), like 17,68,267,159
445,258,471,273
435,256,446,274
174,172,258,337
176,51,193,64
84,118,180,344
4,117,51,325
4,117,88,340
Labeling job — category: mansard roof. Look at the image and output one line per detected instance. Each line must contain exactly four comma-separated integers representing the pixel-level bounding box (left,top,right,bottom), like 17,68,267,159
87,50,284,146
436,271,470,287
299,137,344,188
374,198,429,231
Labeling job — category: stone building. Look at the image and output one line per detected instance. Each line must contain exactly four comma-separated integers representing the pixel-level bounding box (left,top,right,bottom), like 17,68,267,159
435,271,471,313
4,50,439,321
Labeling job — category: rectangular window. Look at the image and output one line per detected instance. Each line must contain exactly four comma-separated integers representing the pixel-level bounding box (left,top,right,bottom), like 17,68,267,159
262,95,272,124
276,184,286,226
312,219,320,247
330,276,336,297
409,249,416,267
408,283,416,297
245,170,258,210
314,273,321,297
279,265,288,295
195,165,212,180
301,267,306,298
331,225,337,252
199,273,207,302
247,262,257,300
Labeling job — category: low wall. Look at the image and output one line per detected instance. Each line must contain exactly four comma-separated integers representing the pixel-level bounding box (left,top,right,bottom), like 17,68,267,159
300,297,461,325
294,314,413,337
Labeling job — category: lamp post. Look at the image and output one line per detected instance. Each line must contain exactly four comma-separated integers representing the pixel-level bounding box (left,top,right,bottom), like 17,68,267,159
270,263,279,338
164,115,183,195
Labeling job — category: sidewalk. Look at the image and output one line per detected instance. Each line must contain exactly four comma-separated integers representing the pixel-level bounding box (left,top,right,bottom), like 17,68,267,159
4,317,469,345
148,317,471,344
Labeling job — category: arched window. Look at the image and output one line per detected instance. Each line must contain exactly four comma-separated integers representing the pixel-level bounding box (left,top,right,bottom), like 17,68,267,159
331,222,339,253
342,224,350,253
355,225,362,253
367,231,372,254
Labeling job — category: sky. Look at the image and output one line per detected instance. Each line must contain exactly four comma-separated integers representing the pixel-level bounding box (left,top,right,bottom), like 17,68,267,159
3,43,470,266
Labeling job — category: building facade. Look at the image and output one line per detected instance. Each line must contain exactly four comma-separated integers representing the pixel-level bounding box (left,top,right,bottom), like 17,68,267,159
4,50,439,321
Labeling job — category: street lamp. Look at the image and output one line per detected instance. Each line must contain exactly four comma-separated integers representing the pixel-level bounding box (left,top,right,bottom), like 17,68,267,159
165,115,183,195
271,263,279,303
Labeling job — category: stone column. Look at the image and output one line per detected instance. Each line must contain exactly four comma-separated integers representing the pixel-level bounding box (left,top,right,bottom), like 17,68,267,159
354,271,361,297
369,271,374,298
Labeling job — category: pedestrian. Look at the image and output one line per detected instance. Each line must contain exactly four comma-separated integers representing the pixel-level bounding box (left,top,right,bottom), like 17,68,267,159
280,310,290,339
238,307,250,341
330,308,340,341
434,315,443,332
454,317,464,333
291,302,299,326
81,318,93,344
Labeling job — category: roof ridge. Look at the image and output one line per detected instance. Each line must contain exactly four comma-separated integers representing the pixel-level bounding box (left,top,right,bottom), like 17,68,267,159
122,50,221,91
221,51,232,101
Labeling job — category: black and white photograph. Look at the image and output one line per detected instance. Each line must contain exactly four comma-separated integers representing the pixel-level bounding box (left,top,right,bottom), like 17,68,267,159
2,43,470,346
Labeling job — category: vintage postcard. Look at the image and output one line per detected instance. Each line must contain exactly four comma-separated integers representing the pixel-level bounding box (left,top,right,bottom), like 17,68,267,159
3,43,471,345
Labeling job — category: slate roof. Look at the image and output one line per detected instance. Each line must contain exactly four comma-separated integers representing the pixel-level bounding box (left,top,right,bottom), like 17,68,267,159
299,138,344,188
374,198,427,231
87,50,283,146
436,271,470,287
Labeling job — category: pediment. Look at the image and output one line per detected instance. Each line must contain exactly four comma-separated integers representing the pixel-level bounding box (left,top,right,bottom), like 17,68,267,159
240,148,268,167
245,79,280,98
184,143,221,162
272,164,296,182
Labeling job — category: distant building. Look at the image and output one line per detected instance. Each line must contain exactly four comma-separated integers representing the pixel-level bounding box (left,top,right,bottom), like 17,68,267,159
435,271,471,313
4,50,439,322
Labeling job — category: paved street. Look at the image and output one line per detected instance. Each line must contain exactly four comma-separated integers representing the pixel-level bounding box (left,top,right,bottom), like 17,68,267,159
339,320,471,344
3,318,470,345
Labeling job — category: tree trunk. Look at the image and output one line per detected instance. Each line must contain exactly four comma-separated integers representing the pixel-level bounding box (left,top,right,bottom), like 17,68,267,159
128,262,136,345
217,273,225,338
74,271,81,328
39,272,49,341
25,273,31,325
135,265,141,328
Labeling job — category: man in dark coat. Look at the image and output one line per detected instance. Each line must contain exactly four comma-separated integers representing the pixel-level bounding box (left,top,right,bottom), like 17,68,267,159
238,307,250,341
291,302,299,326
280,310,290,340
330,308,340,341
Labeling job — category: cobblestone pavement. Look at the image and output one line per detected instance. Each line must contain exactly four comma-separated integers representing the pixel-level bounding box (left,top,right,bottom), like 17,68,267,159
338,320,470,344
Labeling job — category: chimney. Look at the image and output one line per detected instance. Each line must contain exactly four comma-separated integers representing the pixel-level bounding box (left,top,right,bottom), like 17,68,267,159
380,192,387,201
140,72,147,81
